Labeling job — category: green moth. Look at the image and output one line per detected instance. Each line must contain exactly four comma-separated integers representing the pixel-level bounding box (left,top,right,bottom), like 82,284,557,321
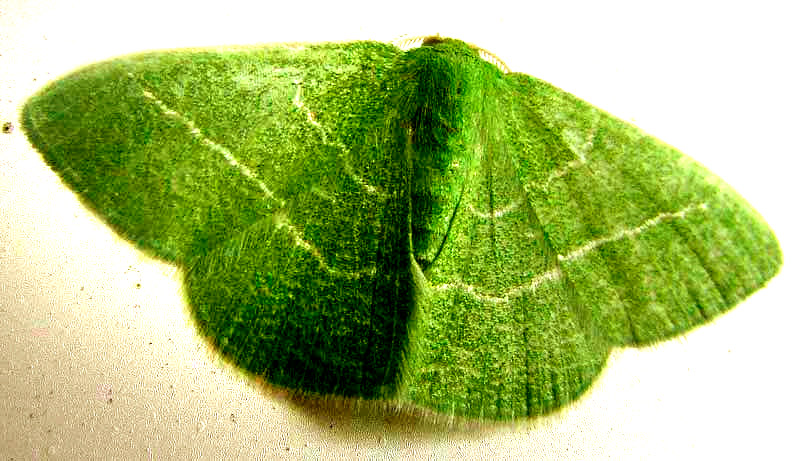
20,36,782,421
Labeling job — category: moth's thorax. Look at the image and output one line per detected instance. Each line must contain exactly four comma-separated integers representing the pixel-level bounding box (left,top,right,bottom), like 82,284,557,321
396,40,491,268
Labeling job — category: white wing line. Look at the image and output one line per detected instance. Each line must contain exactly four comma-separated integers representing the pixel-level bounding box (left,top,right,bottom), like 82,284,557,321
138,86,282,205
291,82,321,127
559,202,709,263
274,222,377,279
137,79,373,279
526,126,597,191
292,80,381,196
468,198,521,219
524,158,586,192
546,158,586,185
432,202,708,302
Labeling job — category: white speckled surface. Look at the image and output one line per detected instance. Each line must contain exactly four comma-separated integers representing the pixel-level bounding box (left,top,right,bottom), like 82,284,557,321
1,1,797,459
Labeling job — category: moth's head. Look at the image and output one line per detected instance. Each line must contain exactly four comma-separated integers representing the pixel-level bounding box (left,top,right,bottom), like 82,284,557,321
394,35,510,74
421,35,448,47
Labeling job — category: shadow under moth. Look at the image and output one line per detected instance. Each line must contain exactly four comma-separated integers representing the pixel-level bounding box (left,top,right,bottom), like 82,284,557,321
20,36,782,421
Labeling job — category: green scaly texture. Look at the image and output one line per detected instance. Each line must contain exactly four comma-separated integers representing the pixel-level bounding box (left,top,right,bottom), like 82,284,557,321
20,38,782,421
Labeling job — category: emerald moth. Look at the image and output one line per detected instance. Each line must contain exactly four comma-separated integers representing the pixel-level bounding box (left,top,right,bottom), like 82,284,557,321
20,36,782,421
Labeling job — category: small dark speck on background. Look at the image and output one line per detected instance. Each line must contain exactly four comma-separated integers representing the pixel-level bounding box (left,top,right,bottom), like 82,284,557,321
2,122,13,134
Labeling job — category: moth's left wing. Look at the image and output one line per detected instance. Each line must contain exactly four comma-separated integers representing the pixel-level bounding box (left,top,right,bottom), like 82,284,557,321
21,42,419,397
21,42,403,264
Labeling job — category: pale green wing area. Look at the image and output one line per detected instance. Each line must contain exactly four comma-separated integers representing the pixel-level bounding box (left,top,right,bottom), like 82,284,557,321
398,63,782,420
22,42,402,263
22,42,418,397
508,74,781,346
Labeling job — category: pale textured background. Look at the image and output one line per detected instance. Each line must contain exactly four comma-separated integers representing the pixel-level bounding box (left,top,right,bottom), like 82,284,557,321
1,0,797,459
